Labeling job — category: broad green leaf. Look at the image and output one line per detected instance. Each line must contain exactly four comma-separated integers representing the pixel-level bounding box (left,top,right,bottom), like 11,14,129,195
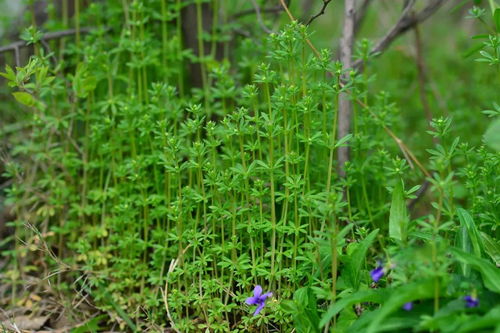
71,315,107,333
366,279,436,333
418,299,467,332
456,219,472,276
293,287,320,333
494,8,500,32
451,248,500,293
73,63,97,98
348,310,420,333
280,300,298,313
345,229,379,290
457,208,483,258
484,118,500,151
462,43,485,58
334,133,353,148
457,305,500,332
389,179,407,242
0,65,16,82
336,306,358,332
319,289,389,328
480,232,500,266
12,91,35,107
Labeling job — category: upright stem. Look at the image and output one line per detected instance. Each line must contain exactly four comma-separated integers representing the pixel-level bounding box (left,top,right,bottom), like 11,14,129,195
265,83,277,288
337,0,356,178
75,0,80,53
196,1,209,108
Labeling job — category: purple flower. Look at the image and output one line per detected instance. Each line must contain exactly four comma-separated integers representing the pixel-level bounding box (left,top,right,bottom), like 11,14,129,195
402,302,413,311
370,265,384,282
245,285,272,316
464,295,479,308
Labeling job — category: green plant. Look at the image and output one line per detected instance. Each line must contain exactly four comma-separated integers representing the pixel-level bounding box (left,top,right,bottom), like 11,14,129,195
0,1,498,332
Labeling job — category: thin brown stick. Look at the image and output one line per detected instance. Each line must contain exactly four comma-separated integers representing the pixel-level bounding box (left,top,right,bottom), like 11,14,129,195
232,5,283,19
279,0,321,57
0,28,93,54
408,180,430,210
307,0,334,26
250,0,273,33
162,244,191,333
352,0,447,70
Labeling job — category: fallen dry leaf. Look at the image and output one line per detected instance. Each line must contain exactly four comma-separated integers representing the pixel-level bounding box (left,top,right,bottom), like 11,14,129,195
0,315,49,331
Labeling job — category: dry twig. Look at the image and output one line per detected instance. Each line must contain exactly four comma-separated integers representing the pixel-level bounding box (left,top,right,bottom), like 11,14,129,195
250,0,273,33
0,28,93,54
352,0,447,70
162,245,191,333
307,0,334,26
232,5,283,19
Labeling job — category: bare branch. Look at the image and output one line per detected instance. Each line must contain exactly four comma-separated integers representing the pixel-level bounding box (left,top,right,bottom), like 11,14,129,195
307,0,334,26
232,5,283,19
0,28,93,55
250,0,273,33
353,0,447,70
408,180,430,210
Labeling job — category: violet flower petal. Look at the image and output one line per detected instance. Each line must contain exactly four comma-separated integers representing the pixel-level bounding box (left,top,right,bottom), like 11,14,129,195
253,285,262,297
245,296,258,305
464,295,479,308
370,266,384,282
261,292,273,299
253,303,265,316
402,302,413,311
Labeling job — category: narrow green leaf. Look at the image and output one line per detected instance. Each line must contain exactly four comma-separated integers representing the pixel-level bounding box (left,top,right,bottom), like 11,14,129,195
457,305,500,332
0,65,16,81
457,208,483,258
494,8,500,32
389,180,407,242
293,287,321,333
12,91,35,107
348,310,420,333
71,315,107,333
480,232,500,266
319,289,389,328
471,34,491,39
334,133,353,148
462,43,484,58
451,248,500,293
366,279,436,333
456,219,472,276
99,287,137,332
483,118,500,151
345,229,379,290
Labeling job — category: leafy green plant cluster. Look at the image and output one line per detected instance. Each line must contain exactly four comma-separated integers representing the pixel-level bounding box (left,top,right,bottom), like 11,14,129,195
0,0,498,332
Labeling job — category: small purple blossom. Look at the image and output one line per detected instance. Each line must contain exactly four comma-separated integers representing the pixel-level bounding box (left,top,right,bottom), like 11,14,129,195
402,302,413,311
370,265,384,282
464,295,479,308
245,285,272,316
